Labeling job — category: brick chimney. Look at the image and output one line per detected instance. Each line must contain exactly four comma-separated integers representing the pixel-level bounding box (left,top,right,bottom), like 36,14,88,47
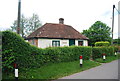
59,18,64,24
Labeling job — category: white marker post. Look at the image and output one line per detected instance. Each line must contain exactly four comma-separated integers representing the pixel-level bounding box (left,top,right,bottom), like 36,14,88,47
115,52,117,56
79,55,83,67
14,63,18,80
102,53,106,61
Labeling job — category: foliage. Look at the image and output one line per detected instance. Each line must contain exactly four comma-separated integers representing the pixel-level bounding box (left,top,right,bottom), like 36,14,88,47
92,46,115,60
2,31,92,72
2,31,35,71
2,31,119,74
2,49,15,72
82,21,112,46
44,46,92,63
10,13,42,36
95,41,110,46
113,39,120,45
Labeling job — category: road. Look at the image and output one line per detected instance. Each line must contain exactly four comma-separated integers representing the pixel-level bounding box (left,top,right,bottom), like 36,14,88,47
59,59,119,79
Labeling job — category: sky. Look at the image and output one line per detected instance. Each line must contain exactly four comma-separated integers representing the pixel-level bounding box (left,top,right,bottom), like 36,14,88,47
0,0,119,39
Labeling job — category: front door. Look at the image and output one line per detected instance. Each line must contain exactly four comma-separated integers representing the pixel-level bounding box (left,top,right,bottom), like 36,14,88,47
69,39,75,46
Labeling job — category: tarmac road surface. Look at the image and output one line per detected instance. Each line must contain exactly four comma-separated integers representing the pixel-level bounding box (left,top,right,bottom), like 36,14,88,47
60,59,119,79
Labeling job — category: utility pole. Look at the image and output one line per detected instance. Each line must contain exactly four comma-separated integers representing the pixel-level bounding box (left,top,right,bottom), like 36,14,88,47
118,1,120,39
111,5,115,45
17,0,21,34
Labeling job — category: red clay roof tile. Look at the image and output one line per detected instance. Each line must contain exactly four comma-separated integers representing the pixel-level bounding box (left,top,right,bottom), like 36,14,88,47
27,23,89,39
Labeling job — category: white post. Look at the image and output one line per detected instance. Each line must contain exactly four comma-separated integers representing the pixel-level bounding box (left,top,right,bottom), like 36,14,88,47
115,52,117,56
14,63,18,80
79,55,83,67
102,54,106,61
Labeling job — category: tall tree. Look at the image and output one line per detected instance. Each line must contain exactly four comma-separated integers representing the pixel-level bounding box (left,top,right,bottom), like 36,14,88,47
11,13,42,37
11,14,28,36
82,21,112,46
25,13,42,35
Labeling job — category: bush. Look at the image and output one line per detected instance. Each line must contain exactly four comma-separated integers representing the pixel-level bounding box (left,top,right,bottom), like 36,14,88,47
43,46,92,63
2,31,92,72
92,46,115,60
95,41,110,46
3,31,118,73
2,31,40,71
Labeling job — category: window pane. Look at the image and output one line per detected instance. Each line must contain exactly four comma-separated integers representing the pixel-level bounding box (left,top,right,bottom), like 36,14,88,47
52,41,60,47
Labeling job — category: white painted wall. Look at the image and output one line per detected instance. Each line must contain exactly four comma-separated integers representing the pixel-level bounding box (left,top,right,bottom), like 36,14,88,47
38,39,52,48
75,40,78,46
38,39,69,48
83,40,88,46
60,40,69,46
38,38,88,48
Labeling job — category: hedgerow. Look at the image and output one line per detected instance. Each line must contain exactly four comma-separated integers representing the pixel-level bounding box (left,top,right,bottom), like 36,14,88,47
95,41,110,46
2,31,92,72
92,46,115,59
2,31,118,73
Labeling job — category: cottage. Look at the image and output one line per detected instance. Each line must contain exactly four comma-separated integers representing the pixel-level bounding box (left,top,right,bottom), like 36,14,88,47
26,18,89,48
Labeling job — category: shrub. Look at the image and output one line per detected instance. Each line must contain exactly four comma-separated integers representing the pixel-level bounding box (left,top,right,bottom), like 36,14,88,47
2,31,39,71
2,31,92,72
92,46,115,60
44,46,92,63
95,41,110,46
3,31,118,73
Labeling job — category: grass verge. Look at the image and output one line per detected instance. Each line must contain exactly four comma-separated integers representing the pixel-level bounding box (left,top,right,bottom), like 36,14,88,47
3,60,101,79
95,53,120,63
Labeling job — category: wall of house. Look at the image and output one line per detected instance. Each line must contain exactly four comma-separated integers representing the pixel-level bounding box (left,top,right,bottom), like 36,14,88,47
37,38,88,48
83,40,88,46
28,39,38,47
38,39,69,48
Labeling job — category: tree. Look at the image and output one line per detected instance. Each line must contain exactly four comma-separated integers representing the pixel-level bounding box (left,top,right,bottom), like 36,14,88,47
11,13,42,37
113,39,120,45
82,21,112,46
25,13,42,35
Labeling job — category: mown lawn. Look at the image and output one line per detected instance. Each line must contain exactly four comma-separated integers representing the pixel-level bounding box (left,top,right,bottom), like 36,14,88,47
3,60,101,79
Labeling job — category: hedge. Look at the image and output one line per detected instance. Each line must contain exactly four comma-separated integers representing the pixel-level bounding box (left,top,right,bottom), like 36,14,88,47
2,31,92,72
92,46,115,60
2,31,37,71
95,41,110,46
2,31,118,73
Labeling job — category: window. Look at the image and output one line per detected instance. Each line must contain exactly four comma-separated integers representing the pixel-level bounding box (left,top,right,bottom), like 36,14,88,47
52,40,60,47
78,41,83,46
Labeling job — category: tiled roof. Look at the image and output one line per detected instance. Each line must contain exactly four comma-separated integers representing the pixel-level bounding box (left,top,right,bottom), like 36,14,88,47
27,23,89,40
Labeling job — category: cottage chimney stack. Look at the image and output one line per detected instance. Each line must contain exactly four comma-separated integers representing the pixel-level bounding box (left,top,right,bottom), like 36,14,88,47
59,18,64,24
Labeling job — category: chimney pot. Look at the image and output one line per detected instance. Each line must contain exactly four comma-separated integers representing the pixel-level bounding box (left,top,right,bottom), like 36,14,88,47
59,18,64,24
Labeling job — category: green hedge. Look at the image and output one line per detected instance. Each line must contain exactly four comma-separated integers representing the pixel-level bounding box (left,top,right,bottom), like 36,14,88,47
2,31,37,71
2,31,118,73
95,41,110,46
44,46,92,63
92,46,115,60
2,31,92,72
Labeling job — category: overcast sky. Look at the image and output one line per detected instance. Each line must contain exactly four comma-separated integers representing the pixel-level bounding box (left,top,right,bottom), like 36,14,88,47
0,0,119,39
